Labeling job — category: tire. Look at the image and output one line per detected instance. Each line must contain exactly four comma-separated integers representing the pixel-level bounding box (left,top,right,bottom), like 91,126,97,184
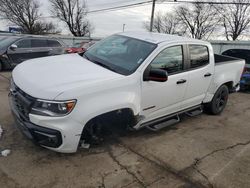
205,85,229,115
0,61,2,72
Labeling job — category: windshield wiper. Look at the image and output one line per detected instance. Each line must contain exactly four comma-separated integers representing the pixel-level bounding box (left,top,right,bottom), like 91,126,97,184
93,60,118,73
83,53,90,60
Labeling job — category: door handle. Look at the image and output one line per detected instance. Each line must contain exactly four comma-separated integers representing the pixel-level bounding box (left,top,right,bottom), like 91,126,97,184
176,79,187,84
204,73,212,77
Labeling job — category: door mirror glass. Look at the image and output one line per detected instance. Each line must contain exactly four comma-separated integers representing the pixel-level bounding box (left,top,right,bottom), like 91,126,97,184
144,68,168,82
10,44,17,51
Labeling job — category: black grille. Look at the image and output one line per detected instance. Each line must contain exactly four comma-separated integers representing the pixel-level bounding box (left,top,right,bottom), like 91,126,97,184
11,82,35,121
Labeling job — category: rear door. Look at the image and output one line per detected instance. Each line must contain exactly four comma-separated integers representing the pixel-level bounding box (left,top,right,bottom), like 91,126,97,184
7,39,32,65
181,44,214,109
30,39,50,58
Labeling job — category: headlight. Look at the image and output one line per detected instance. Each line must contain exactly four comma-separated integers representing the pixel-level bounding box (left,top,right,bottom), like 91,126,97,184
0,54,8,59
31,99,76,117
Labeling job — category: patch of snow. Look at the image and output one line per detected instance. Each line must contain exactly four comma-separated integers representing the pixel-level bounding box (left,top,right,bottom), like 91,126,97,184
80,140,90,149
1,149,11,157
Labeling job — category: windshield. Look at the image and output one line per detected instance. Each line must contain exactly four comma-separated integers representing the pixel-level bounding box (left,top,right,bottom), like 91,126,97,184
84,35,157,75
0,37,19,50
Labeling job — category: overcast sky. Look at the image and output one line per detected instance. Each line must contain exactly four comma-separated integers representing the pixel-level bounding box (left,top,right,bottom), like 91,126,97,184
0,0,175,37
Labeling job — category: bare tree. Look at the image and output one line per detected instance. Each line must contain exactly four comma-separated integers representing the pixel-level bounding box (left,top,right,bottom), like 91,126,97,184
144,12,186,35
0,0,60,34
49,0,93,37
32,22,61,35
214,0,250,40
175,2,220,39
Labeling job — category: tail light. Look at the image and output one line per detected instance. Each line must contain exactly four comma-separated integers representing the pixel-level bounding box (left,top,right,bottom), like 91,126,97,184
241,67,247,77
66,48,73,53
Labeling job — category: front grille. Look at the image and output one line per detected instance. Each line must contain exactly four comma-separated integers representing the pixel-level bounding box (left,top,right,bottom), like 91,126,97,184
11,81,35,121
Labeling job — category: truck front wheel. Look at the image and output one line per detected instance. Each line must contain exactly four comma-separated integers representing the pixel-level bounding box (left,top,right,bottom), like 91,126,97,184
205,85,229,115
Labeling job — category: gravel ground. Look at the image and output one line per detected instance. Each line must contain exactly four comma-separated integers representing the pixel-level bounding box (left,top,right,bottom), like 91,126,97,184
0,71,250,188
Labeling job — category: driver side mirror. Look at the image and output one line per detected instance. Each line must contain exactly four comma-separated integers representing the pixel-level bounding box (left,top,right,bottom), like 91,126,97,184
143,68,168,82
10,44,18,51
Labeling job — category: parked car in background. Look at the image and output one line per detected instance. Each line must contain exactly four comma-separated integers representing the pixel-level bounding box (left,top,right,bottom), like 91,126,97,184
66,41,96,55
66,43,86,54
222,49,250,91
0,36,66,71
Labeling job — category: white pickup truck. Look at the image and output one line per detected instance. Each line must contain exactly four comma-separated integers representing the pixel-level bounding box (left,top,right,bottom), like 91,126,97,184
9,32,245,153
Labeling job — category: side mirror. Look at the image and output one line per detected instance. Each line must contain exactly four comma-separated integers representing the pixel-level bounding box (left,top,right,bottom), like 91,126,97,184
10,44,18,51
144,68,168,82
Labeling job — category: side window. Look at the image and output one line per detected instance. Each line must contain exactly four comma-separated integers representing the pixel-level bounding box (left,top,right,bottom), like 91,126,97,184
31,39,48,48
151,46,183,74
189,45,209,68
48,40,62,47
15,39,31,48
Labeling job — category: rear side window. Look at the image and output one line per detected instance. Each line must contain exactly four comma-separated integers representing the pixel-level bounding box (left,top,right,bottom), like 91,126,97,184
189,45,209,68
151,45,183,74
15,39,31,48
48,40,62,47
31,39,48,48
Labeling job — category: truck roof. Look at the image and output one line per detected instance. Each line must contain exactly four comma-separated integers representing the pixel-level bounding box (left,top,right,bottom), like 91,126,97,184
119,31,205,44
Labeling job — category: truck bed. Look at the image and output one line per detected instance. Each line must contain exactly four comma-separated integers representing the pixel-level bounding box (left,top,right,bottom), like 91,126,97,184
213,54,245,92
214,54,241,64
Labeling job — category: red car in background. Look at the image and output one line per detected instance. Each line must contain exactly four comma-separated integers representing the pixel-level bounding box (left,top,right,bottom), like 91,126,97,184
66,41,96,55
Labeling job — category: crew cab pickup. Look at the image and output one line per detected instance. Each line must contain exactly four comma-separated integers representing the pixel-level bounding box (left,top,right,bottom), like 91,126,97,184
9,32,245,153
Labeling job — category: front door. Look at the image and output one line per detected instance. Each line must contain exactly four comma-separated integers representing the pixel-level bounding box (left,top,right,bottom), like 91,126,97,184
141,45,189,122
7,39,33,65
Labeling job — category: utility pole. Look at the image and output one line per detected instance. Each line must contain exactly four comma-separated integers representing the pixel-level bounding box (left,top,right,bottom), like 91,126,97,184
150,0,156,32
122,24,126,32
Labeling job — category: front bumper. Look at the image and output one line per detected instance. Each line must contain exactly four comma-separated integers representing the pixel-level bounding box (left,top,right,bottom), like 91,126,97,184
9,93,62,148
9,89,83,153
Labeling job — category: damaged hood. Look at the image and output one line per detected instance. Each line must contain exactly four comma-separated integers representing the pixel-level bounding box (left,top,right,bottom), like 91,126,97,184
12,54,123,100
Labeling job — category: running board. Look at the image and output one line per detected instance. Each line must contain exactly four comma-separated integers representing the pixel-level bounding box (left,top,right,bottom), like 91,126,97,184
134,105,202,131
146,115,180,131
185,106,203,117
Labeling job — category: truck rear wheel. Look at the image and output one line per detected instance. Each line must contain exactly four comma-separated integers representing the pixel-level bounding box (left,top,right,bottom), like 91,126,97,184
205,85,229,115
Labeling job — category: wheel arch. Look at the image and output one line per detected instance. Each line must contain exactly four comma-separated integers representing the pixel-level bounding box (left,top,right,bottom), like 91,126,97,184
223,81,234,92
79,107,139,143
84,108,137,127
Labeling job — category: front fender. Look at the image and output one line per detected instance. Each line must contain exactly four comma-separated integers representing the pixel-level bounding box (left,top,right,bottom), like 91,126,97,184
55,73,141,131
76,90,140,127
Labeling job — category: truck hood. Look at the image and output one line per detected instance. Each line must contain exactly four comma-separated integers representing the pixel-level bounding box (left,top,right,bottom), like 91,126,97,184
12,54,123,100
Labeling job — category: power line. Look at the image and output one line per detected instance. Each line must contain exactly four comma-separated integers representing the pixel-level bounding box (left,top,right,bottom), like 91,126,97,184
87,0,250,14
162,0,250,5
87,0,143,9
87,0,153,13
41,0,153,18
41,0,250,18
